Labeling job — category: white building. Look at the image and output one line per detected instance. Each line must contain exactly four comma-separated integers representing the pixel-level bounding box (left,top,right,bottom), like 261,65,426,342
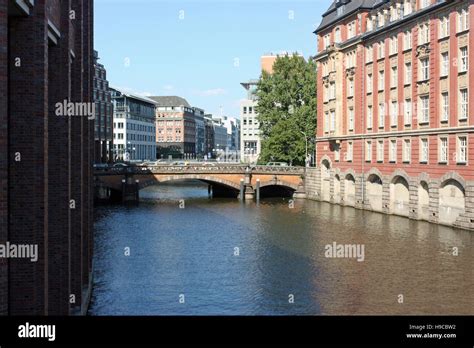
240,79,260,164
110,87,157,162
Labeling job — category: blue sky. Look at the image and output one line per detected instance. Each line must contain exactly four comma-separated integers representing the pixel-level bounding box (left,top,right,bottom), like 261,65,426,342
95,0,329,117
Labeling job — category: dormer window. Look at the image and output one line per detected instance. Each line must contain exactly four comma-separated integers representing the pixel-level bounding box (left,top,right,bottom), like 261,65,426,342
337,5,345,17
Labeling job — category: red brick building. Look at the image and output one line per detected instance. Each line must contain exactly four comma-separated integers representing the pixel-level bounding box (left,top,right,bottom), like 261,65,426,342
313,0,473,230
0,0,94,315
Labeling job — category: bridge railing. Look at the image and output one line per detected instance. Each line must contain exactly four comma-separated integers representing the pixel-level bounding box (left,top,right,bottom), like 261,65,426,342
94,164,305,176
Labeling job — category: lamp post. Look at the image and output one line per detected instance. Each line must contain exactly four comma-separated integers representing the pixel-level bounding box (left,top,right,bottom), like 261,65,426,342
300,131,309,168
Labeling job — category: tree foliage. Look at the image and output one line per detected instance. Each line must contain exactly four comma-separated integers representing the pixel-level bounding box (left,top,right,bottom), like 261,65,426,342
256,54,317,166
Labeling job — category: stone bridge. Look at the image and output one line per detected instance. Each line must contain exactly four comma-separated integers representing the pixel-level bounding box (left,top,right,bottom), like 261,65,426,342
94,165,307,203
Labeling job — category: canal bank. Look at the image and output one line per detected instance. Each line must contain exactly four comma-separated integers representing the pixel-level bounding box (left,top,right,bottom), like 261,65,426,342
304,168,474,231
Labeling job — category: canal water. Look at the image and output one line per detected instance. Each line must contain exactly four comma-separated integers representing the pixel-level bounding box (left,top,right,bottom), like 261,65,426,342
89,181,473,315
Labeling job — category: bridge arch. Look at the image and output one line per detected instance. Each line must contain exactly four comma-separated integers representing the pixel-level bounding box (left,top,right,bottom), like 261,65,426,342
366,173,383,212
439,177,465,225
151,175,241,191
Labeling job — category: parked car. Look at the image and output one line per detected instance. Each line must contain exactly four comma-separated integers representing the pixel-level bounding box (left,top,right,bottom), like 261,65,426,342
170,161,189,166
93,163,109,170
266,162,289,167
137,161,152,167
113,163,129,168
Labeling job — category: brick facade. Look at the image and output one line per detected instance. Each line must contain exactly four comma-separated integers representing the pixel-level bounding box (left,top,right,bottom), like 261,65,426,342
313,0,474,231
1,0,94,315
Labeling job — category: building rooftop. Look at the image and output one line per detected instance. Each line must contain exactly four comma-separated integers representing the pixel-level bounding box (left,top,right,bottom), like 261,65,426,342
315,0,378,34
148,96,191,107
110,87,158,105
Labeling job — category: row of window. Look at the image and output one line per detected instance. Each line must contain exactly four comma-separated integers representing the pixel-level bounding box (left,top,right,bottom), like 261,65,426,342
324,88,469,133
157,137,183,142
324,48,468,103
242,106,256,114
157,128,182,134
242,118,258,126
367,50,467,91
113,133,156,142
113,122,155,133
323,3,469,50
337,135,468,165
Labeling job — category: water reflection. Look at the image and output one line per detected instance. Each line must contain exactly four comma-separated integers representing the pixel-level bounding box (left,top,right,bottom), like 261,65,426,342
89,181,473,315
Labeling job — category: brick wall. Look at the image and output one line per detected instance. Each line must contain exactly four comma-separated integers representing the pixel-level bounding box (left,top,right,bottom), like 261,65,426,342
0,0,8,316
3,0,94,315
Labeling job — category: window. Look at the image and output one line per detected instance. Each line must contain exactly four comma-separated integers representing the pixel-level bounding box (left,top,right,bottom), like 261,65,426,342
405,62,412,84
243,107,247,114
441,92,449,122
335,27,341,43
390,5,398,22
347,142,353,161
459,47,468,73
403,139,411,163
335,146,340,162
366,141,372,162
324,112,329,132
404,30,412,50
378,12,385,28
346,51,356,68
366,45,373,63
378,41,385,59
419,23,430,44
329,82,336,100
440,52,449,77
458,8,469,32
457,136,467,163
323,34,331,49
324,85,329,102
420,0,430,9
367,73,373,93
390,36,398,55
404,0,412,16
404,99,412,125
330,110,336,132
348,21,356,38
379,70,385,90
389,139,397,162
439,16,450,38
337,5,344,16
367,106,373,129
419,95,430,123
459,88,468,120
391,101,398,126
439,137,448,163
420,138,429,163
391,67,398,88
367,17,373,32
419,58,429,81
348,108,354,131
348,78,354,97
377,140,384,162
378,103,384,128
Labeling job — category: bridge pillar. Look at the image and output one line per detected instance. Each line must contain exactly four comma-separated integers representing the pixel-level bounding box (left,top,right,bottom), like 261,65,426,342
293,182,307,199
244,186,255,201
121,176,139,204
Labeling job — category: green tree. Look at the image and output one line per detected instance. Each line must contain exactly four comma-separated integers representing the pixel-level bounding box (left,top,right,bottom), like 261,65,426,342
256,54,317,166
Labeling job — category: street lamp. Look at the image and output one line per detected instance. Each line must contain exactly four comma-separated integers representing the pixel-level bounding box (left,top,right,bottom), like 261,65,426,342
300,131,309,168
